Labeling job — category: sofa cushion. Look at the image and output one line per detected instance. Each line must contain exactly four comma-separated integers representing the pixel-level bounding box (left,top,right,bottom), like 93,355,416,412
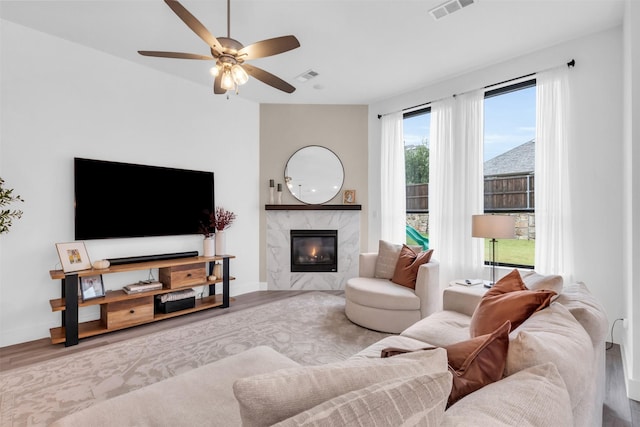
391,245,434,289
506,302,593,409
233,348,448,427
469,269,556,337
444,320,511,406
274,371,452,427
374,240,403,279
345,277,420,311
521,270,564,293
401,310,472,347
441,363,573,427
49,346,299,427
555,281,608,347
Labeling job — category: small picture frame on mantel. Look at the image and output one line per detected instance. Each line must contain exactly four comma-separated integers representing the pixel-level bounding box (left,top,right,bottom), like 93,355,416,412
343,189,356,205
55,241,92,273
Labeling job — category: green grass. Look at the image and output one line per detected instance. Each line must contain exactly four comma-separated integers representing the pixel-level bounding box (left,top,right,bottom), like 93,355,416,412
484,238,535,266
407,233,535,266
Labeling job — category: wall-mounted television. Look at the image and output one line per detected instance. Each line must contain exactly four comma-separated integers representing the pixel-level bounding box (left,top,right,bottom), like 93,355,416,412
74,158,214,240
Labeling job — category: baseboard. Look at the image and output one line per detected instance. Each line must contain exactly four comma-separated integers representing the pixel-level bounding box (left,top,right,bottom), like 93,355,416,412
620,341,640,400
229,281,262,297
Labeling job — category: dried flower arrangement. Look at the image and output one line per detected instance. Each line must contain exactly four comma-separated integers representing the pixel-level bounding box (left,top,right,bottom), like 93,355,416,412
199,206,236,237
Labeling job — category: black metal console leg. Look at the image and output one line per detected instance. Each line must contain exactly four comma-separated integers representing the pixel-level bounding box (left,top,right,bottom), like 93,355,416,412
64,274,79,346
208,262,216,296
222,257,230,308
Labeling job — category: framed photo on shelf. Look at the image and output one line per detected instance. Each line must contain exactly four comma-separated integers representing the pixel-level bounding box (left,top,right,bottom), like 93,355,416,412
343,189,356,204
55,242,92,273
80,274,105,301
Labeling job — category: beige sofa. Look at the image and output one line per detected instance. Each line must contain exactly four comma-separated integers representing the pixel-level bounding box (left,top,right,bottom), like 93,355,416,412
52,281,607,427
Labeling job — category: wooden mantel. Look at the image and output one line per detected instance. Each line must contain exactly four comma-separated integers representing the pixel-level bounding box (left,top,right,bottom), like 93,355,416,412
265,204,361,211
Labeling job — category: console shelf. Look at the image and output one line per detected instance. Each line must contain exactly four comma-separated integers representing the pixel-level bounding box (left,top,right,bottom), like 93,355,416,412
49,255,235,346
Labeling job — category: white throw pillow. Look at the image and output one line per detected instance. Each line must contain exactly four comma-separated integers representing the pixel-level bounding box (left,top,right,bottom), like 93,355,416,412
233,348,448,427
274,371,452,427
374,240,402,279
520,270,564,293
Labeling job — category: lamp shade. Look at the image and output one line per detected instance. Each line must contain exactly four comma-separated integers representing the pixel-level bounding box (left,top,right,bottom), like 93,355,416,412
472,215,516,239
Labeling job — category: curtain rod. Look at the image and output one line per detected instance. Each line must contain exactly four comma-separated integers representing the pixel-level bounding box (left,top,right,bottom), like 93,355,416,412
377,59,575,119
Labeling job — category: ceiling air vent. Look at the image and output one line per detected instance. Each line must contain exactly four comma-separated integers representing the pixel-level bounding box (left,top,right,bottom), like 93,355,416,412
429,0,475,20
296,69,319,83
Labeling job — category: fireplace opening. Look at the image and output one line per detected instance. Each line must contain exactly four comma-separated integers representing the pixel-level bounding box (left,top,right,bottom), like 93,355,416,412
290,230,338,272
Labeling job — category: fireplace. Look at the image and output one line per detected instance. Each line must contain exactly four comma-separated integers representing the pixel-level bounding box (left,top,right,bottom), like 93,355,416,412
290,230,338,272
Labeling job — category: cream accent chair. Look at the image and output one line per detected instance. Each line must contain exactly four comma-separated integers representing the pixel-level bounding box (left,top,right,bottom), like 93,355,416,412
345,253,440,333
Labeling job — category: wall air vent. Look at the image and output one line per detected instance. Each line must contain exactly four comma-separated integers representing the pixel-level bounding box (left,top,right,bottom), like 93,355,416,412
429,0,475,20
296,69,319,83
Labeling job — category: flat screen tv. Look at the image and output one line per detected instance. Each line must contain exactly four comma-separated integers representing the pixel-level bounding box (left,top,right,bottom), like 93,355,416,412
74,158,214,240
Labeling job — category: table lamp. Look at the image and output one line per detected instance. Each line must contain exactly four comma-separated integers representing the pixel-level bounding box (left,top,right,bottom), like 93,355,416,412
472,214,516,286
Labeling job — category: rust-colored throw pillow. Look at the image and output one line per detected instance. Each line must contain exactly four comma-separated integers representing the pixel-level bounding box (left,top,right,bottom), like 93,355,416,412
380,321,511,408
390,245,434,289
469,269,556,338
444,320,511,407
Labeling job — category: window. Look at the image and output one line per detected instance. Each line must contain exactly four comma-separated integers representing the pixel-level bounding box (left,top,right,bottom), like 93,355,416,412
403,109,431,248
483,81,536,268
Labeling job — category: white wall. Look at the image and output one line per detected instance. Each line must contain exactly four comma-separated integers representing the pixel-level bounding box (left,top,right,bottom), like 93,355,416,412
369,27,625,340
0,21,260,347
622,0,640,400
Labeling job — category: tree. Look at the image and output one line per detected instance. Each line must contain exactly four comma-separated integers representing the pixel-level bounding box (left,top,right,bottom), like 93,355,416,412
405,141,429,184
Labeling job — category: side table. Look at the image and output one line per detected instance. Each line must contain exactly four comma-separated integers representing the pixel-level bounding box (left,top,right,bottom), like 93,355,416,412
444,281,490,317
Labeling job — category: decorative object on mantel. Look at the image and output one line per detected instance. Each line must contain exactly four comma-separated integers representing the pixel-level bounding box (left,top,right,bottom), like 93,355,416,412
277,183,283,205
55,241,92,273
269,179,275,204
0,177,24,235
343,189,356,204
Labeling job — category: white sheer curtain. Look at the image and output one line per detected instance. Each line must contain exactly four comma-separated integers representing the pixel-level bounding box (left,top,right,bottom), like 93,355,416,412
380,112,406,243
535,66,574,279
430,90,485,288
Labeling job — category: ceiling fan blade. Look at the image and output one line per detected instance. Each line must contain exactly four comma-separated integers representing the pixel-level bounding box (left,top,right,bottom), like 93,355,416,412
238,36,300,60
164,0,224,54
213,74,226,94
138,51,214,60
242,64,296,93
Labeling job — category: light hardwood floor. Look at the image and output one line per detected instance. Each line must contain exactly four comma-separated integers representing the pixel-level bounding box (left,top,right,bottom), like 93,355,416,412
1,290,638,426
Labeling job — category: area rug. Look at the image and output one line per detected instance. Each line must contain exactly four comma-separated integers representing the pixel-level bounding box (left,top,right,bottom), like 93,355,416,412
0,292,390,426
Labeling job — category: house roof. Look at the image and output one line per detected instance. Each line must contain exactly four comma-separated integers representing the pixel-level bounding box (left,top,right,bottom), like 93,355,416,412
484,139,535,176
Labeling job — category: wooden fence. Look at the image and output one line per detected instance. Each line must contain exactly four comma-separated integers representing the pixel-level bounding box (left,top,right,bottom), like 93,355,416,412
407,173,535,212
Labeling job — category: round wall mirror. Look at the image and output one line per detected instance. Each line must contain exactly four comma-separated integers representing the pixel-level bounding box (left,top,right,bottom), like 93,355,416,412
284,146,344,205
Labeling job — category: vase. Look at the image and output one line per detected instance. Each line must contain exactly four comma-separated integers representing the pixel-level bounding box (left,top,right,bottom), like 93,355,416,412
215,230,226,255
269,187,275,205
203,236,215,257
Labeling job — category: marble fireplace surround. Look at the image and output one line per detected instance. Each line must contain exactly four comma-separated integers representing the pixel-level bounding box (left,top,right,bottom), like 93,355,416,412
266,205,361,290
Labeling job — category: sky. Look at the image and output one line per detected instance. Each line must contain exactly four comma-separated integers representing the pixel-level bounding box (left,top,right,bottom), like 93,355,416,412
403,85,536,162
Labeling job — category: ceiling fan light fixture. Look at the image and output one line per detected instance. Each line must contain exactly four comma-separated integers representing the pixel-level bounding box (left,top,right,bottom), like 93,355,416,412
209,65,220,77
221,68,235,91
231,64,249,85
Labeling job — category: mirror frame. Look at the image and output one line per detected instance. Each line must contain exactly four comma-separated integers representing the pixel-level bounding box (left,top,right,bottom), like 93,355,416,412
284,145,345,205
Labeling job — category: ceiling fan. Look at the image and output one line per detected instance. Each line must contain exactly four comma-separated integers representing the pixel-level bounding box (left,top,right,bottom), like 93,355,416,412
139,0,300,94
